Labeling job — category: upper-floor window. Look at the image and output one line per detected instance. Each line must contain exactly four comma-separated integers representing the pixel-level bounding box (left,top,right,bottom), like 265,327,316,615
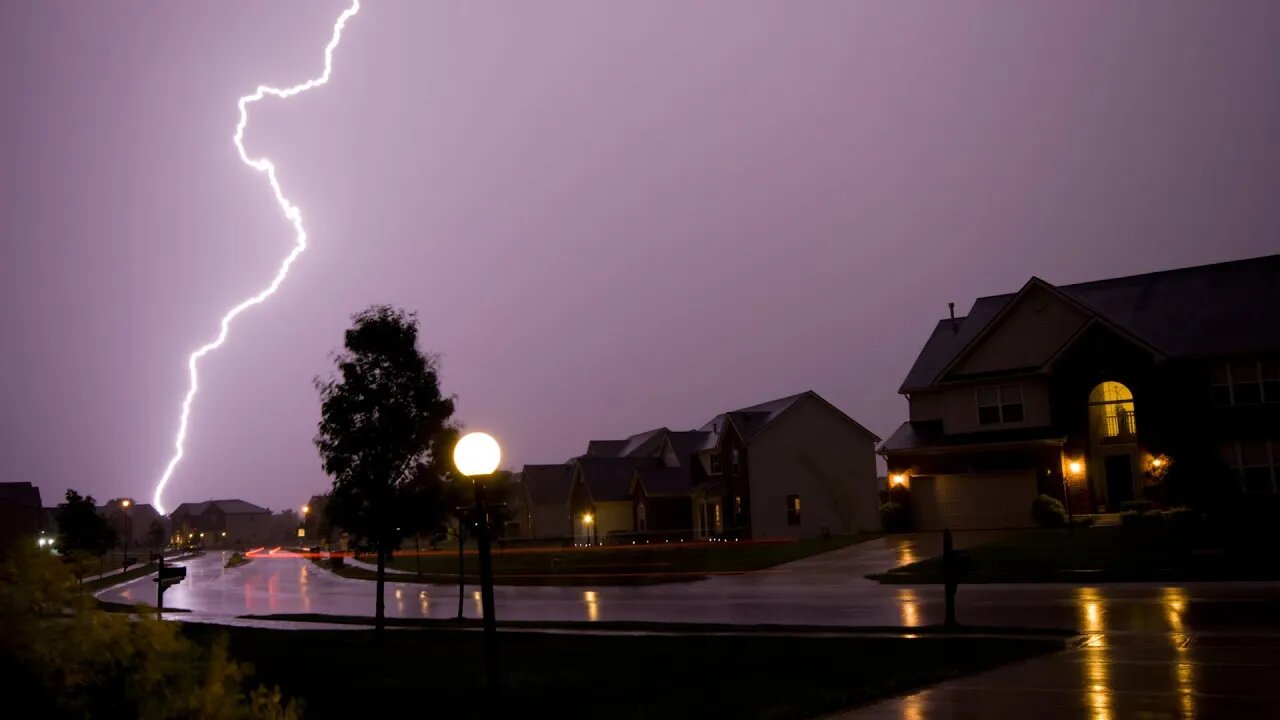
977,384,1024,425
709,453,723,475
785,495,801,525
730,448,740,475
1222,438,1280,494
1089,381,1137,440
1212,360,1280,406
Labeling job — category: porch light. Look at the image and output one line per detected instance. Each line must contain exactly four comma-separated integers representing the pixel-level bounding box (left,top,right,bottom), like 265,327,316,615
890,473,908,487
583,513,593,526
1068,460,1083,476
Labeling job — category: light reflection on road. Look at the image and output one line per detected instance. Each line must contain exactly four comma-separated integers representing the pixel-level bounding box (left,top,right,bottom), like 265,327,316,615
1076,587,1111,720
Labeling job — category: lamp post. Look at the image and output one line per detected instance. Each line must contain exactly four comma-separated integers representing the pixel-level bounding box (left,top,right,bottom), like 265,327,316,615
583,512,594,546
453,431,502,690
120,499,133,571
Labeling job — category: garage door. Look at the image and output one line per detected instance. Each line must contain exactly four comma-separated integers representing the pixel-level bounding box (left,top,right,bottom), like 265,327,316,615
911,471,1038,531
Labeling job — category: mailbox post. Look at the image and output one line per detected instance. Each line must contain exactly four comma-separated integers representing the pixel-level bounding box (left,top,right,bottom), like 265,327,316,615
151,553,187,620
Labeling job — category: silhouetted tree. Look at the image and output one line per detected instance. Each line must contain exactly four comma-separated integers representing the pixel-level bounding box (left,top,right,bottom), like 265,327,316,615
55,490,116,581
314,305,456,636
146,520,167,552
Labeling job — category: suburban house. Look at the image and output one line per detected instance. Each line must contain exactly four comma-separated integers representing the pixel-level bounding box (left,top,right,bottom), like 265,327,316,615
99,498,167,550
510,465,573,539
881,254,1280,530
169,498,273,549
0,482,44,555
542,390,880,542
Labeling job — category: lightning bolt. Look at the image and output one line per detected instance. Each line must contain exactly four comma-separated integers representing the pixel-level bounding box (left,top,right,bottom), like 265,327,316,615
152,0,361,514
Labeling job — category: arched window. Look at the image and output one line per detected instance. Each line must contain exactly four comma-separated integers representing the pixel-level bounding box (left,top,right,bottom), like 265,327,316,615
1090,382,1136,439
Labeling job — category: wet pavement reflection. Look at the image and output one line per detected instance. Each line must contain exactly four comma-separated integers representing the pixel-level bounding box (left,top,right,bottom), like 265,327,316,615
99,537,1280,718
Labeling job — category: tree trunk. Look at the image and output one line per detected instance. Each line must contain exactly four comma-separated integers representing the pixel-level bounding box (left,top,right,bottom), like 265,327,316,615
375,546,387,639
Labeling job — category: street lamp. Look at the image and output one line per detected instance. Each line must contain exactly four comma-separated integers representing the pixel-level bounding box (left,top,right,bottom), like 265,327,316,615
583,512,594,546
120,499,134,571
453,431,502,689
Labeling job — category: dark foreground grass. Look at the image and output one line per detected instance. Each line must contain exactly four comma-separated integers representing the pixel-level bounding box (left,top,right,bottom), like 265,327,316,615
872,525,1280,584
185,624,1061,720
335,535,875,586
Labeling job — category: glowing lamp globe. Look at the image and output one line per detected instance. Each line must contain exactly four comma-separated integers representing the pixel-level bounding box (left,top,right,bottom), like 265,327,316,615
454,432,501,477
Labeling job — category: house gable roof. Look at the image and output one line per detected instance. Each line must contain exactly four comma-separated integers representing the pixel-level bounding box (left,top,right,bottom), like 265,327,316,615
901,254,1280,393
170,499,269,517
520,464,573,506
573,457,656,502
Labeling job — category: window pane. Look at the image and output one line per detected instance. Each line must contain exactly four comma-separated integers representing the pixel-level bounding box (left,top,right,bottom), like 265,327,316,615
1220,442,1239,469
1235,382,1262,405
978,387,999,406
1243,467,1274,494
1232,361,1259,382
1210,363,1229,385
1212,385,1233,407
978,405,1002,425
1261,360,1280,380
1002,403,1025,423
1000,384,1023,403
1241,440,1269,467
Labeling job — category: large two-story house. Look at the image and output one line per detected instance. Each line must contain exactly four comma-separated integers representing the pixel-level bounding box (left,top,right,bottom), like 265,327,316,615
551,390,881,542
881,254,1280,530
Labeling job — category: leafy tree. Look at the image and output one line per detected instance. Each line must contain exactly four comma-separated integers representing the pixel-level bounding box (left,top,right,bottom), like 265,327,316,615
0,546,299,719
314,305,456,635
55,490,117,579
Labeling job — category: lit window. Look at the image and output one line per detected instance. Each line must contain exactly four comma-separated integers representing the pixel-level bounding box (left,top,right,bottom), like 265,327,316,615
712,503,722,532
785,495,801,526
1090,382,1136,439
978,385,1023,425
733,495,743,516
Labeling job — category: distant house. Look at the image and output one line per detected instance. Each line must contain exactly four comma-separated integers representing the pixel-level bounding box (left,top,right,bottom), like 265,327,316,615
510,465,573,540
534,391,880,542
169,499,273,549
0,482,43,555
99,498,167,550
882,254,1280,530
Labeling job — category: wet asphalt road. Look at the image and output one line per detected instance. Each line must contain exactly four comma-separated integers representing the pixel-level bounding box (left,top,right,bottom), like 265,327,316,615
99,535,1280,717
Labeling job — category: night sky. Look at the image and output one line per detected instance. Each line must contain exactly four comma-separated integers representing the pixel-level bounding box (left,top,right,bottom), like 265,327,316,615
3,1,1278,512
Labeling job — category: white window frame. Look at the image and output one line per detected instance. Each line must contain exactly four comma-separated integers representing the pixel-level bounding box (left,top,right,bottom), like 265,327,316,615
1215,360,1280,406
976,384,1024,425
1224,439,1280,494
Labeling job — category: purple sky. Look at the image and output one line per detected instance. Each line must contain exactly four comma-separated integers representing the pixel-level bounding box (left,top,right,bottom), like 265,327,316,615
3,1,1278,513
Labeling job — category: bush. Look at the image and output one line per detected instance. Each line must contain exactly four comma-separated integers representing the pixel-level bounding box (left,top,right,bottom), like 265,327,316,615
1030,495,1067,528
1141,511,1166,529
879,502,910,533
224,552,250,569
1168,507,1199,531
1120,499,1156,514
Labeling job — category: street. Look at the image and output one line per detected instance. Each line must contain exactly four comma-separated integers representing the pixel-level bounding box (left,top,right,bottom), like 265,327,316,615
98,535,1280,717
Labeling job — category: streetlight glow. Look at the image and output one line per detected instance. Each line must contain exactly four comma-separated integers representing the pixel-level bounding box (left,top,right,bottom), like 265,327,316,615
454,432,502,477
121,499,132,508
302,504,310,515
583,513,594,525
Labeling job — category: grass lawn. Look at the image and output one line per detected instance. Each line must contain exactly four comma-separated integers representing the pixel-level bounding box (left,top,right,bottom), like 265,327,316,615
871,524,1280,584
333,535,874,586
184,624,1061,720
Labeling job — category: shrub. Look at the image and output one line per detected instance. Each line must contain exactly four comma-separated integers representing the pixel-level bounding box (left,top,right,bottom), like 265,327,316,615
224,552,250,569
1141,511,1166,529
1168,507,1199,531
879,502,910,532
1030,494,1067,528
1120,499,1156,514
